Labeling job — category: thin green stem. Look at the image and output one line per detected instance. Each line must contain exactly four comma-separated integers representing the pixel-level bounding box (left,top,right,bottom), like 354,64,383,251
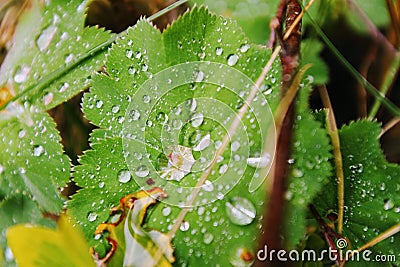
0,0,189,111
304,8,400,118
368,52,400,118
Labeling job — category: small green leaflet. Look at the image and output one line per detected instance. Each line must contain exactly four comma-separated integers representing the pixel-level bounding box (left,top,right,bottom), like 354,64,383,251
314,120,400,266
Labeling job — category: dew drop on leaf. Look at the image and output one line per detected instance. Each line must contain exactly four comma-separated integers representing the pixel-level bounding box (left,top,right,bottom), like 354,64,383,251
202,180,214,192
225,197,256,225
98,181,105,188
111,105,120,113
14,65,31,83
383,199,395,210
203,232,214,244
246,153,271,168
162,206,171,216
231,141,240,151
135,51,142,59
227,54,239,66
87,212,98,222
180,221,190,232
64,53,75,64
229,247,255,267
194,70,204,82
141,64,148,71
43,92,54,106
117,169,131,183
215,47,223,56
193,133,211,151
33,145,45,157
142,95,151,103
18,129,26,138
125,49,133,59
240,44,250,53
96,100,103,108
219,164,228,174
191,112,204,127
36,25,57,52
172,119,183,130
129,110,140,121
135,165,149,177
156,112,168,124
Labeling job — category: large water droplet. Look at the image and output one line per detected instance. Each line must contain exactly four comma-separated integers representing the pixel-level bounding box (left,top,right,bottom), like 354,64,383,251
162,206,171,216
135,165,149,177
193,133,211,151
229,247,255,267
180,221,190,232
227,54,239,66
87,212,98,222
225,197,256,225
96,100,103,108
203,232,214,244
246,153,270,168
118,169,131,183
195,70,204,82
14,65,31,83
37,25,57,52
191,113,204,127
240,44,250,53
202,180,214,192
383,199,395,210
33,145,44,157
129,110,140,121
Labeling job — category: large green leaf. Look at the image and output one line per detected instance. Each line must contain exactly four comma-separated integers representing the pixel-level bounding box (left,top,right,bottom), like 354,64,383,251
68,6,283,266
0,0,110,110
314,120,400,266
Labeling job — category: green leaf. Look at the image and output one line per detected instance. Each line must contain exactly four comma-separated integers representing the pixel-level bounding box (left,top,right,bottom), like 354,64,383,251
6,215,96,267
0,196,56,267
0,107,69,210
0,0,110,110
314,120,400,265
284,84,333,248
69,6,282,266
190,0,281,44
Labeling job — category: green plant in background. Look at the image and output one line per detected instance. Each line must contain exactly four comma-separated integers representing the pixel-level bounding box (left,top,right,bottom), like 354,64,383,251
0,0,399,266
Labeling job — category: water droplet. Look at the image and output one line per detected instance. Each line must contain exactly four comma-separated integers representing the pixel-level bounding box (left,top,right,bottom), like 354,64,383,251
36,25,57,52
229,247,255,267
172,119,183,129
225,197,256,225
162,206,171,216
135,165,149,177
202,180,214,192
142,95,151,103
188,98,197,111
240,44,250,53
126,49,133,58
87,212,98,222
33,145,44,157
111,105,120,113
4,246,14,262
141,64,148,71
215,47,223,55
195,70,204,82
135,51,142,59
128,66,136,75
227,54,239,66
59,82,69,92
156,112,168,124
43,92,54,106
191,113,204,127
292,168,304,178
231,141,240,151
64,54,75,64
180,221,190,232
380,183,386,190
98,181,105,188
14,65,31,83
219,164,228,174
118,169,131,183
383,199,395,210
246,153,270,168
193,133,211,151
203,233,214,244
96,100,103,108
129,110,140,121
18,129,26,138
